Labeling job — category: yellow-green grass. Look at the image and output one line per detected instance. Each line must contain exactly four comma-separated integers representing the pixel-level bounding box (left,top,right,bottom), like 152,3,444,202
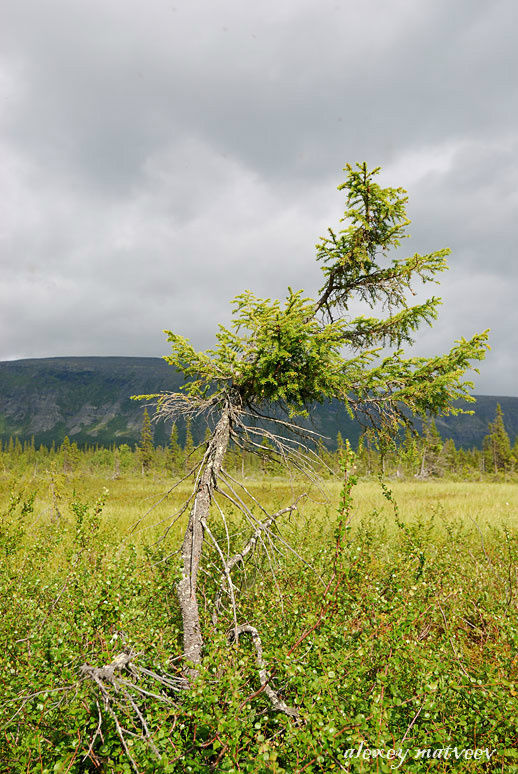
2,470,517,552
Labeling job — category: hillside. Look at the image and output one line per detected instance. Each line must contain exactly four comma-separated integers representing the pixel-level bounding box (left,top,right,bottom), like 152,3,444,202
0,357,517,449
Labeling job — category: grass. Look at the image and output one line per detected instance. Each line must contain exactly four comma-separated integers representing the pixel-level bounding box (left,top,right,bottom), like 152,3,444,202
4,469,517,537
1,468,517,772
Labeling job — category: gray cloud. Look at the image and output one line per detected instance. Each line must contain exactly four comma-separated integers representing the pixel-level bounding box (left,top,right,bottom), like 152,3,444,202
0,0,516,394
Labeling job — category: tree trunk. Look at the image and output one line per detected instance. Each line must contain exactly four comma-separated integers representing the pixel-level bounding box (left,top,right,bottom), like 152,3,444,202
176,406,231,678
420,449,426,478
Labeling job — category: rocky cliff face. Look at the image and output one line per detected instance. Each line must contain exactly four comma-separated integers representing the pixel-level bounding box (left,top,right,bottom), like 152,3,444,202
0,357,516,449
0,357,183,447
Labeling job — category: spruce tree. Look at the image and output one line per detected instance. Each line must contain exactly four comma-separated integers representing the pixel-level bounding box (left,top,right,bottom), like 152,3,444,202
169,423,181,474
400,428,420,477
138,161,489,680
418,418,444,477
440,438,457,477
483,403,512,473
183,417,194,471
138,407,154,475
61,435,79,474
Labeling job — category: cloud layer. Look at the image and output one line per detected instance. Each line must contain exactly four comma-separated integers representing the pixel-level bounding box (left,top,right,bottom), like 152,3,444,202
1,0,516,394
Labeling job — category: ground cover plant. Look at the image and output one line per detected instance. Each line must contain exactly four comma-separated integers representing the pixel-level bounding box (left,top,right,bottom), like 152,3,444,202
0,465,517,772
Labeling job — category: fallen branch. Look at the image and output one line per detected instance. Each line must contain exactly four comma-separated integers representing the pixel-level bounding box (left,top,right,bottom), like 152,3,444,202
228,624,299,719
80,646,188,772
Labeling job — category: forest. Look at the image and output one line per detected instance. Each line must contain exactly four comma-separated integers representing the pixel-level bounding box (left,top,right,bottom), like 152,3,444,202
1,400,518,482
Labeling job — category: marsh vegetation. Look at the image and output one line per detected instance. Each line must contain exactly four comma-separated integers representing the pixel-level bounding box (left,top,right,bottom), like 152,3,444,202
1,461,517,772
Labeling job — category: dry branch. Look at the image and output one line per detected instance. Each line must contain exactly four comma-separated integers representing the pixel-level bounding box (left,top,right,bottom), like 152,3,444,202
80,647,187,771
228,624,299,719
211,501,303,625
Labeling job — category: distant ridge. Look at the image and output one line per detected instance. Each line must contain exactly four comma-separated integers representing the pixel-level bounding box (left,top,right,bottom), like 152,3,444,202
0,357,517,449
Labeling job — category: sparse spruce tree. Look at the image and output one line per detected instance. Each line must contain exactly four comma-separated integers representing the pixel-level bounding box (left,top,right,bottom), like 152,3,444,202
134,162,488,701
61,435,80,474
356,432,377,475
118,443,133,473
183,417,194,472
400,428,420,477
60,435,71,473
138,407,154,475
169,423,181,474
112,447,121,479
429,436,457,478
483,403,512,473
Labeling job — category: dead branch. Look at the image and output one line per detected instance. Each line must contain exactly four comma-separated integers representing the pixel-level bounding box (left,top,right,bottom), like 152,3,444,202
129,458,203,535
79,647,188,771
82,700,103,763
230,416,332,483
177,404,232,677
215,478,320,581
211,501,302,625
228,624,298,719
80,650,187,694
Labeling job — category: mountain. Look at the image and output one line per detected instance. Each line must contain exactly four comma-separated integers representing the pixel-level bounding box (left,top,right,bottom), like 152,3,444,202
0,357,517,449
0,357,183,448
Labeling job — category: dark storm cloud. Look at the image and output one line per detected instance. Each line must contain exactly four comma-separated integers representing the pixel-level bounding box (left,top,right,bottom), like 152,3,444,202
0,0,516,393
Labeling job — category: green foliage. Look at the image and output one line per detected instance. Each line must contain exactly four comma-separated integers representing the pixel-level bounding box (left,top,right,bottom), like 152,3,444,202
316,163,446,340
418,418,444,477
138,408,155,474
148,162,489,433
483,403,514,473
2,413,518,482
72,489,107,548
161,289,350,417
1,474,516,771
169,423,181,474
0,483,35,558
61,435,80,474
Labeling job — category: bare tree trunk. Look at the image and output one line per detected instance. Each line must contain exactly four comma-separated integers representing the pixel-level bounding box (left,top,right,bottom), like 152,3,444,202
177,405,231,678
420,448,426,478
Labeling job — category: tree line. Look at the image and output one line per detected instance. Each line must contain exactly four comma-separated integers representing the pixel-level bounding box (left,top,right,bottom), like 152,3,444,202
1,403,516,480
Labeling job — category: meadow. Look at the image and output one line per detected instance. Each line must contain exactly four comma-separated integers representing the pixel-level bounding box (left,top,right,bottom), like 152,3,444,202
1,466,517,772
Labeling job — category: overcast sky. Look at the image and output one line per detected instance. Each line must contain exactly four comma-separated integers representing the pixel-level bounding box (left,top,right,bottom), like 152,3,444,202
1,0,516,394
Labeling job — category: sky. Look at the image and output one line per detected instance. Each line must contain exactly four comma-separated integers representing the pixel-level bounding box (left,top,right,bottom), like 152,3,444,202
1,0,516,395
